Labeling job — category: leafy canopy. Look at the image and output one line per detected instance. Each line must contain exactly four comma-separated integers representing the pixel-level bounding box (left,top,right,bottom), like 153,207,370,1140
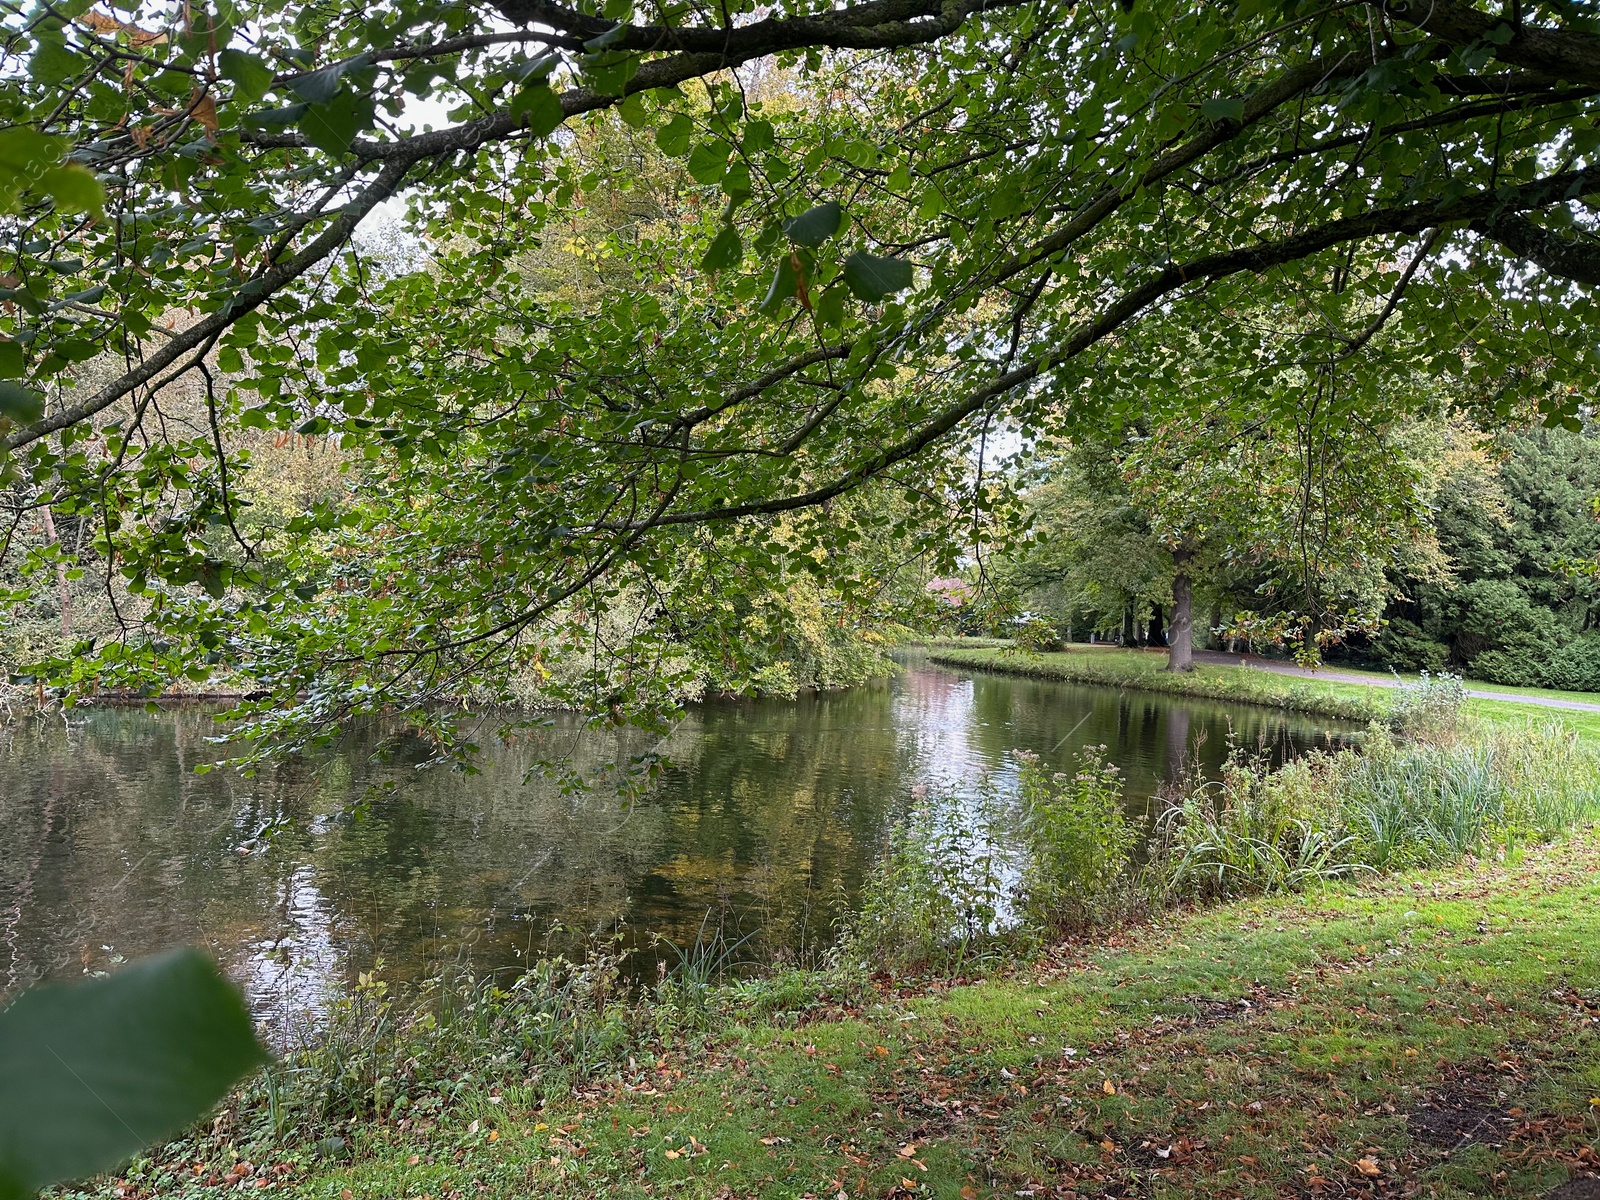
4,0,1600,741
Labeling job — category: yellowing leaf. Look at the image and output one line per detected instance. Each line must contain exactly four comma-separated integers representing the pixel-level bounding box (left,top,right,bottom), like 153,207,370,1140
1102,1079,1116,1094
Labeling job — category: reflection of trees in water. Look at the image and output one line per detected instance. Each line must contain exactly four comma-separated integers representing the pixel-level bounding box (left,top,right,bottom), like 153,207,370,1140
0,673,1352,1013
960,672,1330,818
0,708,326,998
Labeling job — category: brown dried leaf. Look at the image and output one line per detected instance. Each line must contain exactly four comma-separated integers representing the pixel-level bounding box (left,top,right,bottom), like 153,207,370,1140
190,90,218,134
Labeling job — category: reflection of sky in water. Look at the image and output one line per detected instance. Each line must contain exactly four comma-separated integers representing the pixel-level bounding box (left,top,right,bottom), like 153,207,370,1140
0,658,1355,1028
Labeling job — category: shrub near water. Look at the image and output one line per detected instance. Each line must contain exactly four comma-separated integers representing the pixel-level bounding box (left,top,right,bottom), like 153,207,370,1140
1015,749,1136,930
847,792,1009,974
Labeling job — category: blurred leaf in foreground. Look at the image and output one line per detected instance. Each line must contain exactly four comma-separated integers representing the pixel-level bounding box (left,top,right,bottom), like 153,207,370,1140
0,948,265,1197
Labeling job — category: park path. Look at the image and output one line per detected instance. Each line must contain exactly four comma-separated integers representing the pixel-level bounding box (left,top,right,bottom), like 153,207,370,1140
1190,650,1600,714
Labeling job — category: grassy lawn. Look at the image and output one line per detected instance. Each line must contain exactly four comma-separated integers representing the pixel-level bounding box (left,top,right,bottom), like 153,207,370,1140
114,831,1600,1199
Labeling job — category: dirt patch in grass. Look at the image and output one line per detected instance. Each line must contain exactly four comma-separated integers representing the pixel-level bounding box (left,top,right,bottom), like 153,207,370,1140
1406,1100,1509,1149
1185,995,1259,1026
1546,1177,1600,1200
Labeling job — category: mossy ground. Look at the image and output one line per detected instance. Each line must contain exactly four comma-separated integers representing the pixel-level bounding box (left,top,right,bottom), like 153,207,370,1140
104,831,1600,1200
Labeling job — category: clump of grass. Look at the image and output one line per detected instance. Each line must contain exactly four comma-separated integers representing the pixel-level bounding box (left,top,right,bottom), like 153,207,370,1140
1152,749,1362,899
650,914,758,1030
1156,713,1600,898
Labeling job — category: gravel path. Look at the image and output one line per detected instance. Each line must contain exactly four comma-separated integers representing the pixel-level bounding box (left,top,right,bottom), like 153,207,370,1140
1190,650,1600,714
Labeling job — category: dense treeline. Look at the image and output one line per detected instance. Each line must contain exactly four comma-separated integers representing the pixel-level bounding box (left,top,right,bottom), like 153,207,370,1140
989,417,1600,692
1360,425,1600,689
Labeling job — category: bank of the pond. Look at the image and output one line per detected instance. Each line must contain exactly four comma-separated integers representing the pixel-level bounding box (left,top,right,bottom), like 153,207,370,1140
85,825,1600,1200
928,644,1386,723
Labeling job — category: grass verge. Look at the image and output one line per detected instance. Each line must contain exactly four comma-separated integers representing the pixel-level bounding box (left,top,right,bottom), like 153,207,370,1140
926,645,1386,723
87,831,1600,1200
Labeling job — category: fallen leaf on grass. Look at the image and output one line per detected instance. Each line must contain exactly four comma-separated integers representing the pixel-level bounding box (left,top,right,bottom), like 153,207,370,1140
897,1143,919,1158
1102,1079,1115,1095
760,1136,792,1146
1355,1157,1382,1177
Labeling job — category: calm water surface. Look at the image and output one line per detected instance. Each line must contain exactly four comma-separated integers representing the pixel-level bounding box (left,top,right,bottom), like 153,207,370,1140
0,654,1354,1023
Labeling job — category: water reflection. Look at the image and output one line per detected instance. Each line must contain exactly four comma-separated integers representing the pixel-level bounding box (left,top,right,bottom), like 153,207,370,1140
0,655,1353,1021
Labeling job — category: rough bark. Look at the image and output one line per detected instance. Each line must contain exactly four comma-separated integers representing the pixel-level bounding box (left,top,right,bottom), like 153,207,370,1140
1474,213,1600,286
1207,601,1223,650
1167,550,1195,672
1121,603,1138,648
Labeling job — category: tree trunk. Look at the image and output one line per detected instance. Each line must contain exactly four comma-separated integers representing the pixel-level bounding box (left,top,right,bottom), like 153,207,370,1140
1207,601,1223,649
39,505,71,639
1149,602,1166,647
1167,550,1195,672
1121,603,1137,648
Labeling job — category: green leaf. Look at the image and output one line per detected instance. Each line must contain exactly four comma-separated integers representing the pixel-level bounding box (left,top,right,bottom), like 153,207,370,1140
0,382,44,425
30,39,81,86
0,341,22,379
617,93,648,128
511,84,565,138
759,255,799,313
582,24,628,50
655,113,693,157
298,96,375,155
0,948,265,1197
580,49,636,96
743,119,775,153
508,53,558,84
686,141,728,184
0,127,68,213
782,201,843,247
219,49,275,104
39,163,103,215
842,250,913,301
1200,96,1244,124
815,285,846,328
288,55,370,105
701,225,743,273
250,103,309,128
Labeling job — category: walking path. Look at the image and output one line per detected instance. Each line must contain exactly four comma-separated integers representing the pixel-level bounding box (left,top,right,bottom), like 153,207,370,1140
1191,649,1600,714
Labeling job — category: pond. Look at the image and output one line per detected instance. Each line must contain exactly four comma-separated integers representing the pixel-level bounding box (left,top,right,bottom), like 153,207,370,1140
0,652,1356,1025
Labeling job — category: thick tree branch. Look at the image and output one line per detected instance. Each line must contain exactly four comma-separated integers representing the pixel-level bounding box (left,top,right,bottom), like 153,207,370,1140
1473,211,1600,284
1390,0,1600,86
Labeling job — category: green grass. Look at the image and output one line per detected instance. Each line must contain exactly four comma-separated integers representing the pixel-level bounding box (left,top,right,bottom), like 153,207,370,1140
94,831,1600,1200
1465,697,1600,740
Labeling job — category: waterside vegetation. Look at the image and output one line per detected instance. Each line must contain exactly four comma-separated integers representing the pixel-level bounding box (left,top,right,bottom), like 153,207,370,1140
73,681,1600,1199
